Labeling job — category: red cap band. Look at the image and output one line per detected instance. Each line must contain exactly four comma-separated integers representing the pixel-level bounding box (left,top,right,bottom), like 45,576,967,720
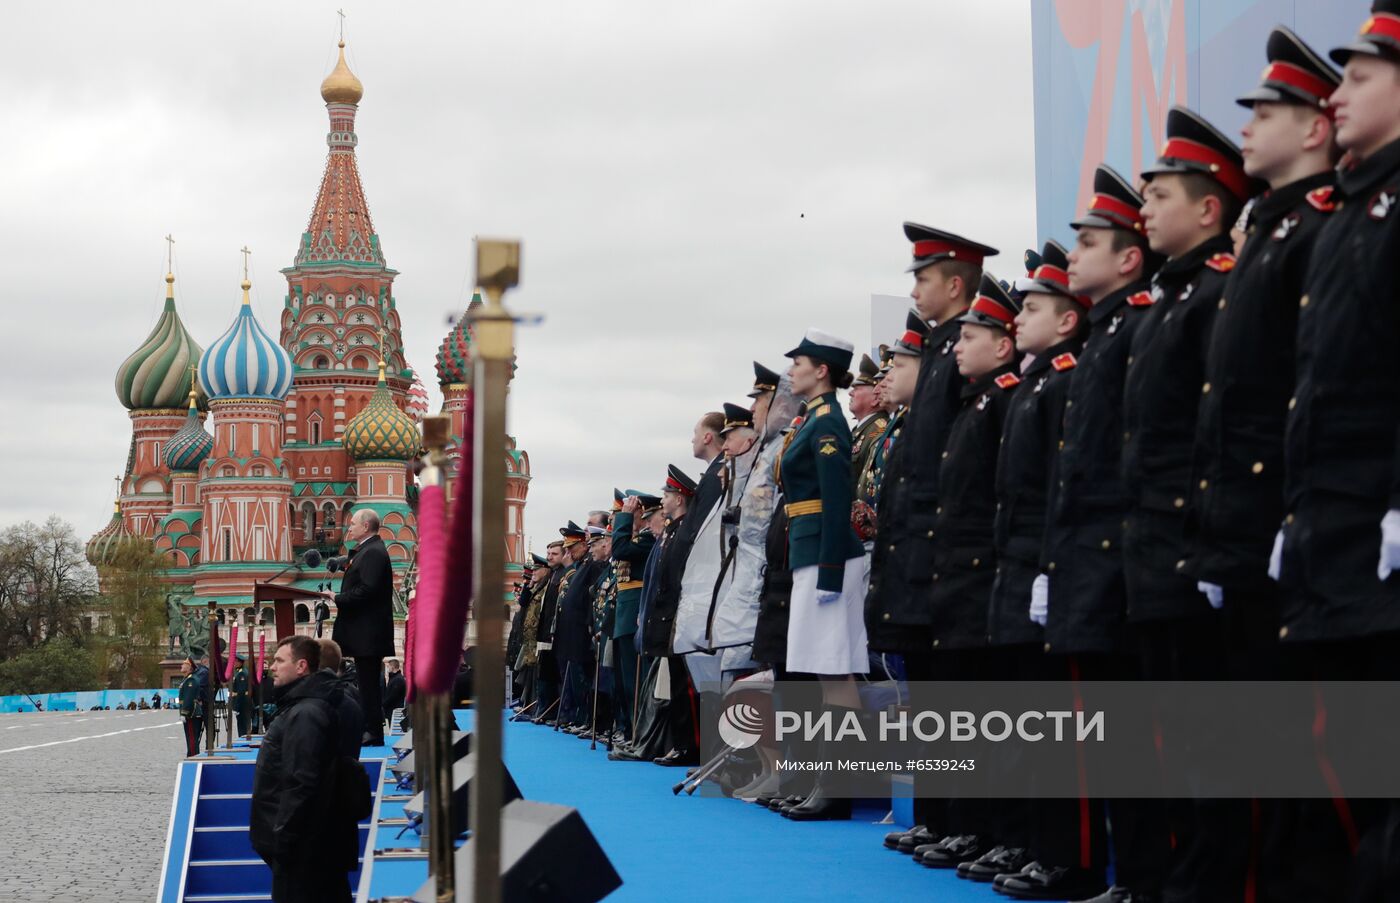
1159,137,1252,201
898,329,924,348
1087,193,1145,229
1030,263,1070,289
665,477,694,497
912,239,986,266
1361,12,1400,43
970,295,1015,326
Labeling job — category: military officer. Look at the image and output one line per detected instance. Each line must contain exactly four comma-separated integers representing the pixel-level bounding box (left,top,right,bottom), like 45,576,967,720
913,275,1023,871
229,652,251,738
747,361,781,401
610,492,660,743
555,521,596,731
1277,3,1400,894
848,354,889,544
584,524,615,740
530,539,569,724
177,655,207,757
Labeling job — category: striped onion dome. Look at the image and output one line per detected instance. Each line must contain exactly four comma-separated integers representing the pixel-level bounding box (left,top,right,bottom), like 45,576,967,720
85,502,140,567
344,358,421,461
115,273,206,410
435,291,483,386
406,369,430,424
199,279,294,400
164,388,214,472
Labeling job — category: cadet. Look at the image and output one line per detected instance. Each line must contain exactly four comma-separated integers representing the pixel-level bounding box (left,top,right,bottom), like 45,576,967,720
1124,106,1257,903
1279,2,1400,893
913,274,1023,870
229,652,251,738
873,225,998,855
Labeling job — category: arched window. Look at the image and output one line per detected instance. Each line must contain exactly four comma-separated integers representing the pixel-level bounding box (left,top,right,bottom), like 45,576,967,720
294,603,310,624
243,608,255,626
314,356,329,370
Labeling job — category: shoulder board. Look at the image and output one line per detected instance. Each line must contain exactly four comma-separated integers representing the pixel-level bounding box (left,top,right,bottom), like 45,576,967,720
994,372,1021,390
1051,352,1077,372
1205,253,1237,273
873,417,889,431
810,404,831,419
1306,186,1337,213
1126,290,1154,307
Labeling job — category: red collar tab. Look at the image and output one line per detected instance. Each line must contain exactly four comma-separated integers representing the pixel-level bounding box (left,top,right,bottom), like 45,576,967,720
1051,352,1078,371
971,295,1016,325
1262,61,1337,108
1159,137,1252,201
1127,290,1155,307
1205,252,1237,273
1307,186,1338,212
912,239,986,266
994,372,1021,390
1087,193,1145,230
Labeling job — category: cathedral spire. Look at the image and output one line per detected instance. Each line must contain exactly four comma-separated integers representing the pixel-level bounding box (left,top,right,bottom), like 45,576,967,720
297,36,381,267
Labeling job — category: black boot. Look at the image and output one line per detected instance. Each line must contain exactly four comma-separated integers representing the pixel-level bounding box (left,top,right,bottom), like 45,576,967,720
783,704,856,822
996,863,1107,900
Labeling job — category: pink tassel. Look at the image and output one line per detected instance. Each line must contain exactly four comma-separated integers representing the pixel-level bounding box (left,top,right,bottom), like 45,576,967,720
256,632,266,683
411,482,450,694
403,609,417,704
429,391,476,695
224,625,239,682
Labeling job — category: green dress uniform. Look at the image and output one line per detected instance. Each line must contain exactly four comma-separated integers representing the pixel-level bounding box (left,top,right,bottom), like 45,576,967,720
610,506,656,741
178,671,203,756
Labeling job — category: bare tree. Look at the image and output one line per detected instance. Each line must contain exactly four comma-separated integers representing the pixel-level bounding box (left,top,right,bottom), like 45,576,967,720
0,517,96,661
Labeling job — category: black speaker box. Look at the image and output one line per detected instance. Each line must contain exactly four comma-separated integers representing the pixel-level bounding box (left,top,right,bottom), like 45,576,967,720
404,752,523,837
412,799,621,903
389,731,472,775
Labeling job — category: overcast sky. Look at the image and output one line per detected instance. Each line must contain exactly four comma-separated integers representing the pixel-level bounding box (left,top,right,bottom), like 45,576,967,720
0,1,1036,553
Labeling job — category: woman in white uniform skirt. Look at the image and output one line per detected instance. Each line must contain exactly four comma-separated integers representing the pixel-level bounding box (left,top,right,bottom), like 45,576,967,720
776,328,870,821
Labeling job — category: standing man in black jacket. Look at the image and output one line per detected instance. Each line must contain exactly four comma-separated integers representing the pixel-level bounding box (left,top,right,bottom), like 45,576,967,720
325,508,395,746
250,635,357,903
381,659,406,733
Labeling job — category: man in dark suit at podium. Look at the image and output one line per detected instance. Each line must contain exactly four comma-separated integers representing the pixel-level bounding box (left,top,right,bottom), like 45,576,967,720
325,509,394,746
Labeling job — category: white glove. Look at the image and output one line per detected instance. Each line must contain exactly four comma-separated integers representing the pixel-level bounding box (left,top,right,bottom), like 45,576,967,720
1268,527,1285,581
1379,510,1400,581
1029,574,1049,626
1197,581,1224,610
816,589,842,605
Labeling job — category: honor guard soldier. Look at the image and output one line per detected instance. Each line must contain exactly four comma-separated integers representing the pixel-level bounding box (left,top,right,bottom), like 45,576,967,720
1276,2,1400,893
1188,27,1340,650
177,655,206,757
1122,106,1259,903
230,652,251,737
913,274,1023,871
610,491,660,744
874,225,997,856
1032,166,1168,903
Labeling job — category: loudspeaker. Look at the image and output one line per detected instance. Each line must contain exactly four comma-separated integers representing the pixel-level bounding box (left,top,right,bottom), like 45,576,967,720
389,731,472,775
412,799,621,903
404,752,523,837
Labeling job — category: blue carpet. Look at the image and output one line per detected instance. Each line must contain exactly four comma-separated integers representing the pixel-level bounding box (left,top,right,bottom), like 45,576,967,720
359,710,1021,903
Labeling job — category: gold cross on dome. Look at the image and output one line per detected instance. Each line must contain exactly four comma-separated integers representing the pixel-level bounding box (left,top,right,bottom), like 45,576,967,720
165,234,175,272
240,246,252,280
337,8,346,42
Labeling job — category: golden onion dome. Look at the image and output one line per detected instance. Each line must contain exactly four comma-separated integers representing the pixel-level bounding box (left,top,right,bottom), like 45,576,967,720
320,41,364,105
344,359,421,461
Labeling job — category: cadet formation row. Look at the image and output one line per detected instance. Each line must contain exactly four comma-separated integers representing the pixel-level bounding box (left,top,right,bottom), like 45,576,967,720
504,8,1400,902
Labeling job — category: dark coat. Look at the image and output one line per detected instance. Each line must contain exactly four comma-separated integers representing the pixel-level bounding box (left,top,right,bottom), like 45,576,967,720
250,670,358,872
1121,234,1235,621
506,589,530,666
536,566,566,646
381,671,406,720
610,512,656,639
676,456,726,547
1189,171,1336,590
1282,137,1400,642
991,338,1081,646
556,557,601,664
753,495,793,665
865,316,967,652
641,518,689,657
1041,282,1153,654
331,534,395,658
777,390,864,592
928,362,1019,649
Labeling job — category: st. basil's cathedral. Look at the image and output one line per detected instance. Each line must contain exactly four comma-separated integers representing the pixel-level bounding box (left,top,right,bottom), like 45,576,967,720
84,41,531,656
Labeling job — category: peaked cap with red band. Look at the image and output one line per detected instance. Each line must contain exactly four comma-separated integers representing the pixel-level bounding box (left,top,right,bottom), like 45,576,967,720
1331,0,1400,65
903,222,1000,274
1141,106,1257,202
959,273,1022,333
662,464,697,498
889,308,932,358
1238,27,1340,111
1014,239,1091,309
1072,164,1146,234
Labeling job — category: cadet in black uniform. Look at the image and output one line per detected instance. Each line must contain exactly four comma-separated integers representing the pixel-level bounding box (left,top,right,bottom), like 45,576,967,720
914,274,1023,870
1279,4,1400,896
1032,165,1167,903
1126,106,1259,903
869,226,998,854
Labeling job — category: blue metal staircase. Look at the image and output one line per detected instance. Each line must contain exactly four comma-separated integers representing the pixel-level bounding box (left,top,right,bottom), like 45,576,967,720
159,758,382,903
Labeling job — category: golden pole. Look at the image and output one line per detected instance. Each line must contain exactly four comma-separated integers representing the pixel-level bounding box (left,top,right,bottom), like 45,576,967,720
468,238,520,903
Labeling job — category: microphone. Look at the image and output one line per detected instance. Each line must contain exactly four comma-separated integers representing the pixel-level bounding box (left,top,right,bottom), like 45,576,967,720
325,554,350,573
263,549,323,584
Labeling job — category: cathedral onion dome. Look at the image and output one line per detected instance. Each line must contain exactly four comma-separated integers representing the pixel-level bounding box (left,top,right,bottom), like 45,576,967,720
86,502,139,568
407,369,430,424
344,358,421,461
164,387,214,472
115,273,206,411
320,41,364,104
435,291,483,386
199,279,294,400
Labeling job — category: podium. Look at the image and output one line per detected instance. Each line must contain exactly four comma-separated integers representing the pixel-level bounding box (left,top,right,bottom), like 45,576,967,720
252,582,328,640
